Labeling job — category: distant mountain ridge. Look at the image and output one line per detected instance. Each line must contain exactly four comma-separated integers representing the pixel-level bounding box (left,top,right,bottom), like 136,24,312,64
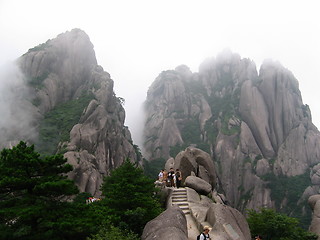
143,50,320,226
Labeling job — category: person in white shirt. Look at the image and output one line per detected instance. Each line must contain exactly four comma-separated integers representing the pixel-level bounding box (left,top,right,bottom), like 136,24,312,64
158,169,164,181
199,226,211,240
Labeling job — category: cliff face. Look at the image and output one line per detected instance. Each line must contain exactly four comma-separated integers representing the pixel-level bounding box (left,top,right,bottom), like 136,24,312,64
5,29,138,196
143,50,320,222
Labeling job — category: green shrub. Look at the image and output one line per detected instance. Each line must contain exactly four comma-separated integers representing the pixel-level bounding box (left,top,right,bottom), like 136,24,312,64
261,172,311,228
247,208,317,240
87,225,139,240
101,159,163,235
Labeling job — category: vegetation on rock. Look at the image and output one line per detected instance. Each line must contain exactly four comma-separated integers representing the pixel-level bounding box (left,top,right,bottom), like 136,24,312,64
261,172,312,228
36,92,95,155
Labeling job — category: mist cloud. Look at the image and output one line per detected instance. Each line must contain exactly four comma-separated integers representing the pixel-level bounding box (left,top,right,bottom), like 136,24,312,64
0,62,38,148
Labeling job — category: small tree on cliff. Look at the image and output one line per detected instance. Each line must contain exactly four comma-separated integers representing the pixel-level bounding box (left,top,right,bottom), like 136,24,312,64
0,141,79,239
100,159,162,235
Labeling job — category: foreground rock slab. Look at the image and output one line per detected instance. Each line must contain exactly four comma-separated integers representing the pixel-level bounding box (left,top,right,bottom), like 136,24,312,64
142,205,188,240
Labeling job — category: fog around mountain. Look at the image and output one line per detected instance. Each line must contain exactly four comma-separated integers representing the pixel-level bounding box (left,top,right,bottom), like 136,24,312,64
1,0,320,147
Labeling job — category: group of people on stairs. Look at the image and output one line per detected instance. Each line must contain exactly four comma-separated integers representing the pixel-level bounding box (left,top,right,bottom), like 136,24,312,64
158,168,182,188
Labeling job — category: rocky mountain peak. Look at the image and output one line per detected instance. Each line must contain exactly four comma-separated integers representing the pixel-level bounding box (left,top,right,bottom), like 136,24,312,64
2,29,139,196
143,50,320,228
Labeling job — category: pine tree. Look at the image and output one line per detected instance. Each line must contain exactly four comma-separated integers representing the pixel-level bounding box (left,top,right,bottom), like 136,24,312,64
0,141,79,239
100,159,162,235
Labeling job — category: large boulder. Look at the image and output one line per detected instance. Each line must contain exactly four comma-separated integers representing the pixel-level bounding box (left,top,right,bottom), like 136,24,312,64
185,176,212,195
171,147,216,187
187,187,251,240
141,205,188,240
206,204,251,240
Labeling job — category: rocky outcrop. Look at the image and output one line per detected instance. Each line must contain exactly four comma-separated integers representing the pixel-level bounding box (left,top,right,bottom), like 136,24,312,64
174,147,216,187
163,147,251,239
8,29,138,196
309,195,320,239
143,50,320,225
187,188,251,240
141,205,188,240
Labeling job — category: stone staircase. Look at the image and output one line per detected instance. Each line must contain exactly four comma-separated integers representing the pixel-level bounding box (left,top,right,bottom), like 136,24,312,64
170,188,200,239
171,188,190,215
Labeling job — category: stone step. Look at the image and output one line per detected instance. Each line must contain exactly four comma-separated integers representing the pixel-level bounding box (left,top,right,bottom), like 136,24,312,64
173,205,189,211
172,199,188,203
174,199,188,202
172,195,187,198
178,206,190,210
173,202,189,207
176,202,189,206
172,196,187,199
173,189,186,192
172,192,187,195
172,194,187,197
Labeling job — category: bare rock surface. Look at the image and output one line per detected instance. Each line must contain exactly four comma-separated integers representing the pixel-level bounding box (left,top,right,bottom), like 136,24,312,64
185,176,212,195
172,147,216,187
309,195,320,239
141,205,188,240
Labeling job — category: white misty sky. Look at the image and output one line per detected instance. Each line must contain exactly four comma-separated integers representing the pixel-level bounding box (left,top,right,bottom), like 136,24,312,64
0,0,319,146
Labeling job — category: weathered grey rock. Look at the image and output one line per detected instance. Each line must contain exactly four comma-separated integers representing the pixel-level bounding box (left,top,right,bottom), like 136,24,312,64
141,205,188,240
256,158,271,176
143,50,320,220
239,79,275,158
185,176,212,195
206,204,251,240
212,190,226,204
165,157,175,171
143,69,190,160
239,121,262,156
186,187,201,203
174,147,216,187
309,195,320,239
310,218,320,240
309,195,320,211
312,164,320,185
188,188,251,240
14,29,138,196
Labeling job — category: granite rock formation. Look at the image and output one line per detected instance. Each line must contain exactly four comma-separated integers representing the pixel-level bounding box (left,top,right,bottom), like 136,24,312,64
5,29,138,196
163,147,251,239
309,195,320,239
143,50,320,224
